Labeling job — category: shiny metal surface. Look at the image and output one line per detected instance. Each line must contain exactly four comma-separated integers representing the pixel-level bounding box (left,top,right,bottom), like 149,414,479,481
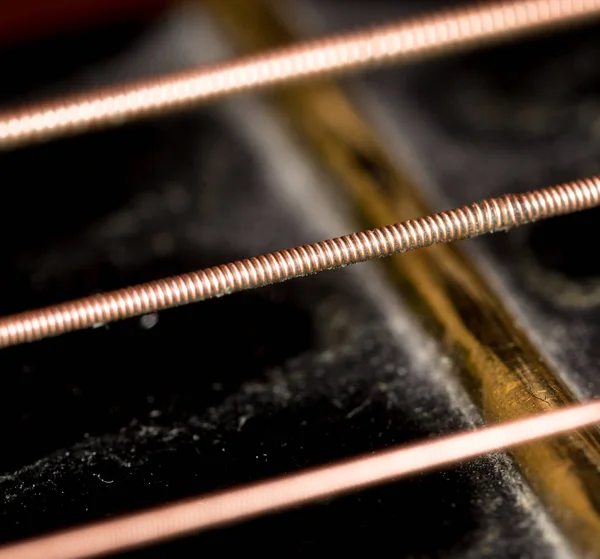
1,2,599,558
204,1,600,555
1,400,599,559
0,0,600,149
1,177,599,347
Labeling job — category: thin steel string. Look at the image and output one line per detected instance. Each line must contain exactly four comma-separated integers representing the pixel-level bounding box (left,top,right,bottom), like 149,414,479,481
1,176,599,348
1,0,600,149
0,400,598,559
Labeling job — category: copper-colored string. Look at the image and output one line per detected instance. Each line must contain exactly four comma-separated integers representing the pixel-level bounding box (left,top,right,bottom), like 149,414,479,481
1,4,599,558
1,0,600,149
0,400,598,559
0,176,599,348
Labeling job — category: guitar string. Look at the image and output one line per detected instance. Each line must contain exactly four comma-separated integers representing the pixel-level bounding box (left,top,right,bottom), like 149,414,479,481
1,176,599,348
1,0,600,149
0,400,598,559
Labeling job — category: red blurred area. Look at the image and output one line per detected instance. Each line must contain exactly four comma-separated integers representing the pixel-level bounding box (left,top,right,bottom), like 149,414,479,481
0,0,171,46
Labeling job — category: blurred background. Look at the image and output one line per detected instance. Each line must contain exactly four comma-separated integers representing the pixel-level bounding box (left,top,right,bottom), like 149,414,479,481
1,1,599,557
